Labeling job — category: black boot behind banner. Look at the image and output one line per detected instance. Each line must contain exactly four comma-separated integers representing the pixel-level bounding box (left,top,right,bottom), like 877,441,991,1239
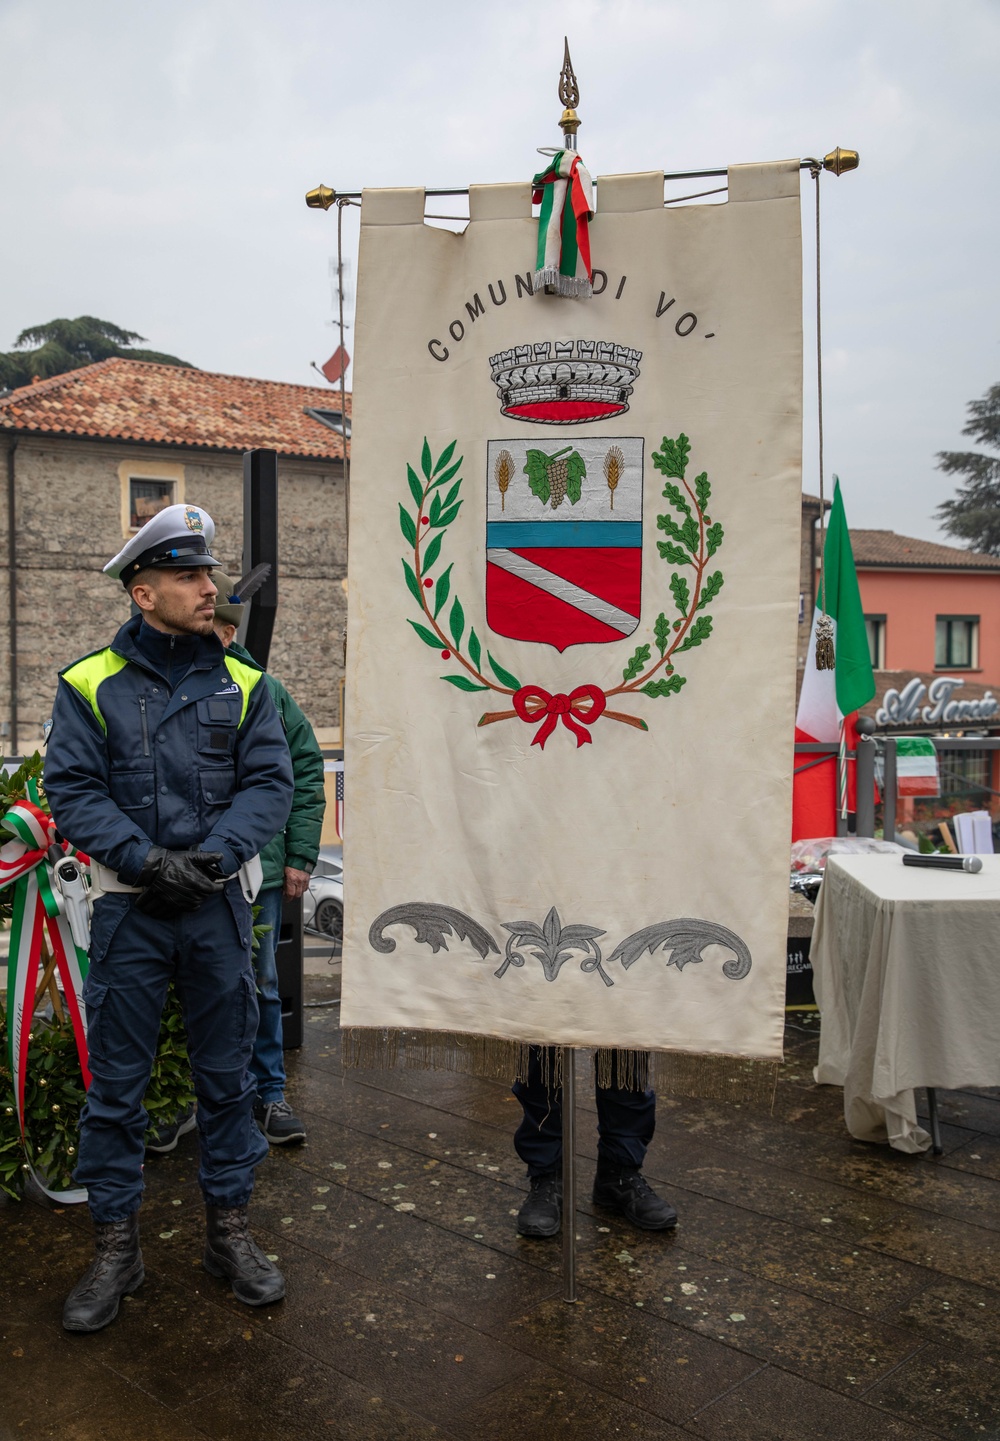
62,1214,144,1332
203,1205,286,1306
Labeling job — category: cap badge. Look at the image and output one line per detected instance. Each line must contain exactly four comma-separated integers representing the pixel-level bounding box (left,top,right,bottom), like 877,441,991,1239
183,507,204,533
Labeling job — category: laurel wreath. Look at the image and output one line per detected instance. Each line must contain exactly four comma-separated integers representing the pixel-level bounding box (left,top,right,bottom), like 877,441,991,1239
399,432,724,745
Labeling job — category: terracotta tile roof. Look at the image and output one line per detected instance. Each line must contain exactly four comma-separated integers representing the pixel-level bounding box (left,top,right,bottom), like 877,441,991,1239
848,529,1000,571
0,357,351,462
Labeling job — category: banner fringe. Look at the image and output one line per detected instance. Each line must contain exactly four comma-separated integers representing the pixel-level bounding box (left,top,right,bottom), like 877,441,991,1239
531,266,593,299
341,1027,779,1107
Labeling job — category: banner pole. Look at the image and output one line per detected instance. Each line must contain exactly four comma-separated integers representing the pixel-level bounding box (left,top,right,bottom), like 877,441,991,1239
561,1044,577,1303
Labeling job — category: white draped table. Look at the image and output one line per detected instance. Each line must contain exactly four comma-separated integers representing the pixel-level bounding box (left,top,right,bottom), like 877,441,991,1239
812,853,1000,1153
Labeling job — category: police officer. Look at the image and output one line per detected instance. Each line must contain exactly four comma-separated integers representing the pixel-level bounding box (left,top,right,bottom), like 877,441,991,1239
44,504,294,1333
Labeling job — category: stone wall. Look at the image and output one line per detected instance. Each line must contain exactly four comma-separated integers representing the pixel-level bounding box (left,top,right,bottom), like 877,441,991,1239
1,435,345,748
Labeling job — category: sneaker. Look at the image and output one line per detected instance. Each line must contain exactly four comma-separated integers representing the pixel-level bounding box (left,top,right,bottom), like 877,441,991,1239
516,1172,562,1238
253,1097,306,1145
592,1170,678,1231
145,1104,197,1155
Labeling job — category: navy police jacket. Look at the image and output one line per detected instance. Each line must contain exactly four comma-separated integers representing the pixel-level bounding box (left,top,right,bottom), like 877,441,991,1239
44,615,294,884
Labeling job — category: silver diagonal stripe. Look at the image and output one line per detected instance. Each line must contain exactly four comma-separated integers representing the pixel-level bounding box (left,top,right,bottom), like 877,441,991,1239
487,549,638,634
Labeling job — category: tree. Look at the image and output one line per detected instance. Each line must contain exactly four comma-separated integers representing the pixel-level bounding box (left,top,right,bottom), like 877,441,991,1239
935,384,1000,554
0,316,191,392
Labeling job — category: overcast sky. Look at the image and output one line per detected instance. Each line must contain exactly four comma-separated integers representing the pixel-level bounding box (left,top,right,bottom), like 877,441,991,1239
1,0,997,541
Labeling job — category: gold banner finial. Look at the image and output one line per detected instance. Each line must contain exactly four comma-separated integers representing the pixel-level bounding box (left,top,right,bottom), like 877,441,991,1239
823,147,860,176
558,38,581,144
305,184,337,211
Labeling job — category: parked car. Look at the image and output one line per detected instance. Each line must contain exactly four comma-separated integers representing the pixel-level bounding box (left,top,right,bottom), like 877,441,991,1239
303,845,343,950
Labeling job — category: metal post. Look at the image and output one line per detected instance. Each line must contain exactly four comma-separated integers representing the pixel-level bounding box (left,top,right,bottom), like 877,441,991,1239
241,449,279,669
855,735,876,837
883,737,898,841
561,1044,577,1303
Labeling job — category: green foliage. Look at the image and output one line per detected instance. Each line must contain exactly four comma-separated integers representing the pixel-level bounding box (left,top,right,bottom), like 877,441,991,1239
434,564,453,618
441,675,489,692
656,540,691,567
421,438,433,481
398,504,417,547
0,317,191,392
698,571,724,609
622,644,651,682
935,384,1000,554
408,620,440,649
432,439,457,476
669,573,690,615
421,531,444,571
656,512,699,555
401,558,422,606
407,465,423,509
0,986,193,1200
654,613,671,657
565,452,586,504
525,449,552,505
706,523,724,558
661,482,691,518
640,675,687,698
524,446,585,508
430,458,463,491
694,472,711,511
652,434,691,480
449,597,465,650
677,615,714,652
487,653,522,691
468,628,482,672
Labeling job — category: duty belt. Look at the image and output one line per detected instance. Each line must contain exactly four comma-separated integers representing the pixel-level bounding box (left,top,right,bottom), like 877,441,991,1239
89,855,263,905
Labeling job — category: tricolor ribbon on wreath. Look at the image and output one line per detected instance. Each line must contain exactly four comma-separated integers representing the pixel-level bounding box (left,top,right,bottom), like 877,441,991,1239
2,777,90,1201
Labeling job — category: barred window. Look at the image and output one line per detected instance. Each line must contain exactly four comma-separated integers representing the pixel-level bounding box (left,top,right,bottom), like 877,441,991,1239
129,478,175,531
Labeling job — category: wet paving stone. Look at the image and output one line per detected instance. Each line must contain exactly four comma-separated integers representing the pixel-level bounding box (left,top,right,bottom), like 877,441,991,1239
690,1363,942,1441
863,1343,1000,1439
504,1287,761,1420
172,1332,453,1441
460,1367,692,1439
6,991,1000,1440
570,1232,924,1395
886,1275,1000,1361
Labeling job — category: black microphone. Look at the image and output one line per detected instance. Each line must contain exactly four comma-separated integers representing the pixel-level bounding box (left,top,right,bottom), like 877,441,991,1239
902,853,983,874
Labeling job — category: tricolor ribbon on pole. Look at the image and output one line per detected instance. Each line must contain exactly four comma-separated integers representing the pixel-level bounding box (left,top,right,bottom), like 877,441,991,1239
531,149,595,298
2,778,90,1202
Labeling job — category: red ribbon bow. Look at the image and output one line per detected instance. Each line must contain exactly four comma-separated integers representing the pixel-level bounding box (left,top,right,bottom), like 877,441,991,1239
512,685,606,749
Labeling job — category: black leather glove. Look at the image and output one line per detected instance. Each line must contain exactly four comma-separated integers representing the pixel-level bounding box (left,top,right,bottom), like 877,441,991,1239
132,847,227,918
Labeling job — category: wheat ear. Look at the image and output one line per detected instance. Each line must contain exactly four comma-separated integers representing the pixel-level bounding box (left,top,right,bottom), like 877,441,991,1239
604,446,624,511
495,449,513,512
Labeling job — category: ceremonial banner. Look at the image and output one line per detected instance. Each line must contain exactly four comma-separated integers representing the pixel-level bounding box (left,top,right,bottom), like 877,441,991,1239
343,163,803,1096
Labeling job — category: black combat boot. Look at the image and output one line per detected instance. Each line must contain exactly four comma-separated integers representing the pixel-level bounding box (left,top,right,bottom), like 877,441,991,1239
62,1213,144,1332
203,1205,286,1305
592,1168,678,1230
516,1172,563,1238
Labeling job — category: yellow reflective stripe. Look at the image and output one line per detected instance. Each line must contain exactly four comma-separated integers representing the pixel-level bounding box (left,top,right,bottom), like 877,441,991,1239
223,655,263,727
61,651,129,732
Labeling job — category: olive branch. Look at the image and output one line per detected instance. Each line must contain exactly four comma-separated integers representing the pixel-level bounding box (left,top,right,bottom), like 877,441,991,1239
400,438,522,697
603,432,724,705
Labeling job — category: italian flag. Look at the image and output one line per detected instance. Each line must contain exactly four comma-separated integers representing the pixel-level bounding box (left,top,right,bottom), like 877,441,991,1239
792,479,876,840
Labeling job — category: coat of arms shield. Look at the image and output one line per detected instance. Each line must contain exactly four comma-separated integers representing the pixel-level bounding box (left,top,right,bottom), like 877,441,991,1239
486,436,643,651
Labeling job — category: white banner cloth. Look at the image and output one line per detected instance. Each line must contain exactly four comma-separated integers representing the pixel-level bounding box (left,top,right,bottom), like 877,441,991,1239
342,163,802,1081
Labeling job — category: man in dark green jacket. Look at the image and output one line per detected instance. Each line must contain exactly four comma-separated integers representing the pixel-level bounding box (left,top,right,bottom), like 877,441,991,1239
213,576,326,1143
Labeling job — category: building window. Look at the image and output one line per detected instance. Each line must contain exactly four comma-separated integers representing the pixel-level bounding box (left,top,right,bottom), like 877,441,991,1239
129,478,175,531
865,615,886,669
935,615,979,669
304,406,351,437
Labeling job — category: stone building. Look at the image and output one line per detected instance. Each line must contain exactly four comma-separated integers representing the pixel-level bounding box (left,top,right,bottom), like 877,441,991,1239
0,358,349,750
